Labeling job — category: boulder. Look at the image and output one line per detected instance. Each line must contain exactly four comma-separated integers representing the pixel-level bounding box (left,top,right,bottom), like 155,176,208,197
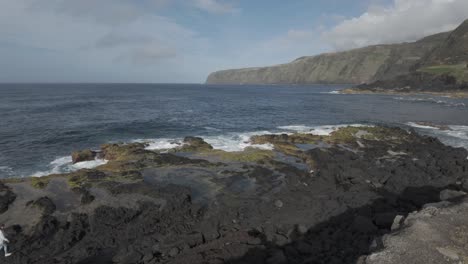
390,215,404,231
30,196,56,215
274,200,284,208
180,137,213,151
0,183,16,214
72,149,98,164
296,224,308,235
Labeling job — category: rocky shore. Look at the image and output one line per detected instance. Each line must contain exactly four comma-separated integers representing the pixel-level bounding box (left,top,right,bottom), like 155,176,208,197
0,126,467,264
341,72,468,98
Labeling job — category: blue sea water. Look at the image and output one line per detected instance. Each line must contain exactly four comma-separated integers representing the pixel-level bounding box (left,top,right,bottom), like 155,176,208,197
1,83,468,178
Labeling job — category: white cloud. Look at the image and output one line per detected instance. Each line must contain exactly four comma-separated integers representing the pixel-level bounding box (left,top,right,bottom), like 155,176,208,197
0,0,205,82
193,0,238,14
324,0,468,50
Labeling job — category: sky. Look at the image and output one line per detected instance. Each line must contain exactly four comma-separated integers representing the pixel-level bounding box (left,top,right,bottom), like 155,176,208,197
0,0,467,83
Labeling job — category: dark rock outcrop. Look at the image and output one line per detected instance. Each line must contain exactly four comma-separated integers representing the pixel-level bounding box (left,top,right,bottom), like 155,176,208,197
350,71,468,93
0,182,16,214
72,150,98,164
0,126,467,264
365,196,468,264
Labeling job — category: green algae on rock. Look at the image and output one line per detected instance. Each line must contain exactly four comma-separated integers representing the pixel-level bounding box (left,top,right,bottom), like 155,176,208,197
1,125,467,264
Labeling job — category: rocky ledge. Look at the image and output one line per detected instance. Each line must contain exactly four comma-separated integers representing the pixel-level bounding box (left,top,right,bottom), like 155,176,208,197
341,72,468,98
0,126,467,264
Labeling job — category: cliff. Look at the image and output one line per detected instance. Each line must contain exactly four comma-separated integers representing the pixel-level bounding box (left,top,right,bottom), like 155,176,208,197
206,32,449,85
345,19,468,96
420,19,468,66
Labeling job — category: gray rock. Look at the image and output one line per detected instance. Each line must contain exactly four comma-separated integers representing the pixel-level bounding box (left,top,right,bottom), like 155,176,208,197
439,189,466,201
390,215,404,231
366,199,468,264
436,247,459,261
422,201,452,209
168,247,179,257
296,224,308,235
274,200,284,208
274,234,289,246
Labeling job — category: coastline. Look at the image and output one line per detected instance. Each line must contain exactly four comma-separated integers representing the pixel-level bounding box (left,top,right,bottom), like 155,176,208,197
1,125,467,263
340,88,468,98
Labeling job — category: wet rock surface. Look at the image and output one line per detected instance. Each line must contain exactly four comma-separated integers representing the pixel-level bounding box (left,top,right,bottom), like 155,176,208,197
0,126,467,264
72,150,99,164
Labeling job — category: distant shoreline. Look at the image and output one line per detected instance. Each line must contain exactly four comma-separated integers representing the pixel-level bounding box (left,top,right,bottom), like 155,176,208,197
339,88,468,98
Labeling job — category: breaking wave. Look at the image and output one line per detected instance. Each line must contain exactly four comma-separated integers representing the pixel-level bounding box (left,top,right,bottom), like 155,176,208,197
393,97,466,108
32,156,108,177
407,122,468,150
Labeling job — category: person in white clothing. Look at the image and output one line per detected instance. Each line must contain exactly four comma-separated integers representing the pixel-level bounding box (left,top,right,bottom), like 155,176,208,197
0,224,12,257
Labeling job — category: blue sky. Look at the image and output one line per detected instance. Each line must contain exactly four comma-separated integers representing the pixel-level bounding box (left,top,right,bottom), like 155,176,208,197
0,0,466,83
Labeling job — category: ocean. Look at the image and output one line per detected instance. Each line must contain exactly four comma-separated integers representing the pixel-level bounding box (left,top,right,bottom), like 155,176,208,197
1,83,467,178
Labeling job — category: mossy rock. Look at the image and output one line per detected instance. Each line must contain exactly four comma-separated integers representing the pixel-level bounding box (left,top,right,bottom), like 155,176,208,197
31,177,51,189
200,148,275,163
67,169,107,188
100,142,148,161
97,160,146,173
326,126,409,144
27,196,56,215
250,134,290,144
168,137,214,153
272,142,302,157
71,149,97,164
251,133,321,145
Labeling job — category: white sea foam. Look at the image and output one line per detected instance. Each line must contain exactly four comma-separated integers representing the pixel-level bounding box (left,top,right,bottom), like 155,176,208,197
278,124,373,136
394,97,466,108
277,125,314,133
0,166,12,171
140,138,184,151
406,122,468,150
0,166,14,177
204,124,373,151
152,124,372,152
406,122,438,130
32,156,108,177
203,131,275,152
139,131,276,153
204,126,222,131
72,159,108,169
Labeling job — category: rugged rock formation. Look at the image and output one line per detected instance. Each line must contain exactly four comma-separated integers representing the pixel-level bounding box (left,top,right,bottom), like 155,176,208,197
344,19,468,96
420,19,468,66
343,71,468,95
206,19,468,89
206,32,449,85
0,126,467,264
71,150,98,164
365,196,468,264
